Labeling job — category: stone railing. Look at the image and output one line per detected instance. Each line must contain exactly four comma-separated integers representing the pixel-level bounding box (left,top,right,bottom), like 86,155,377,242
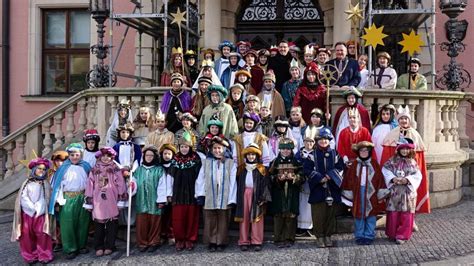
0,87,472,209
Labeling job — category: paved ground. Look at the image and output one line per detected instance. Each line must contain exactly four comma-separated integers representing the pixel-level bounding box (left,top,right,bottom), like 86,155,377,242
1,198,473,265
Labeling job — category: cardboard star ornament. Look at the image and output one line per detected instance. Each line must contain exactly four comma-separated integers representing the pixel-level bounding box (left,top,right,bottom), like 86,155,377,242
171,7,187,25
398,29,424,56
361,23,388,50
345,3,363,22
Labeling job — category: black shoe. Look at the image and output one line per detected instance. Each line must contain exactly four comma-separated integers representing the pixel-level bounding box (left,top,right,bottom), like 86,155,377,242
78,248,89,254
208,244,217,252
139,246,148,252
66,252,78,260
254,245,262,252
148,245,160,252
217,245,225,252
53,244,62,252
364,238,374,245
355,238,364,245
240,245,249,252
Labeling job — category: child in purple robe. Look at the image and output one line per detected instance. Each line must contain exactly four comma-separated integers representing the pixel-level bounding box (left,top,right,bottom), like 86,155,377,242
160,72,192,133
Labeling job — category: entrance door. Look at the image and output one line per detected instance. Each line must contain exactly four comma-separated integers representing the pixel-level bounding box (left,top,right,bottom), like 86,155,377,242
236,0,325,50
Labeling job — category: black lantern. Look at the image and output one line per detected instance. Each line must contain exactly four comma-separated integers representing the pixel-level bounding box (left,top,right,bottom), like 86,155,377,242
86,0,116,88
436,0,471,91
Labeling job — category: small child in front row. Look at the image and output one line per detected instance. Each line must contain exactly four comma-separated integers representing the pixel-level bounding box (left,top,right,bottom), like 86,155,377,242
269,138,303,248
195,136,237,252
258,100,274,137
234,143,271,252
382,138,422,245
132,146,170,252
12,158,55,264
303,128,344,248
341,141,386,245
84,147,126,257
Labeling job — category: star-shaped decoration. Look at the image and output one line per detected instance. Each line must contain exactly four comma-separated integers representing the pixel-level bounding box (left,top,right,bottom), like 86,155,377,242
171,7,186,25
345,3,363,22
361,23,388,49
398,29,424,56
19,150,39,167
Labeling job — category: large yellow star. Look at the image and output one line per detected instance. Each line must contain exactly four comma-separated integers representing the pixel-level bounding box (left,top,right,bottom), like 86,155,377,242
18,150,39,167
361,23,388,49
398,29,424,56
171,7,186,25
345,3,363,22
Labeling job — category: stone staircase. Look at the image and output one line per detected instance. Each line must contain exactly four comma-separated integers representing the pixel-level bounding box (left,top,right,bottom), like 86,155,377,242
0,87,168,209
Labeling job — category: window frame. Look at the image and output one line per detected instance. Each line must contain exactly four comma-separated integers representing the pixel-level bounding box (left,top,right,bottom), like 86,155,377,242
41,8,90,95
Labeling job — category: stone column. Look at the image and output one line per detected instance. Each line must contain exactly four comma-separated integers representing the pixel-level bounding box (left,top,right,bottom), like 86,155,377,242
333,0,351,44
202,0,221,49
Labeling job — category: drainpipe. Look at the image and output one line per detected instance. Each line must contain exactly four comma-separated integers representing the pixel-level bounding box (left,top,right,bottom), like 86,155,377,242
1,0,10,137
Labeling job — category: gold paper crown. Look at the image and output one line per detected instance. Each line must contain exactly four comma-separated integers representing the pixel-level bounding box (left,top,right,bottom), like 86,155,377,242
118,99,131,109
185,50,196,56
348,107,360,118
172,47,183,55
304,45,315,55
261,100,272,109
155,109,166,121
290,58,299,69
201,59,214,68
397,105,411,120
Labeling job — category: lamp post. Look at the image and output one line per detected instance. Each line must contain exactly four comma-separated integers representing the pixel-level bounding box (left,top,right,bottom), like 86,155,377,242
436,0,471,91
87,0,116,88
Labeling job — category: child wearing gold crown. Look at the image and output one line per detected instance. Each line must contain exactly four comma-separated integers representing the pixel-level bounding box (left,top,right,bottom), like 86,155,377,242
333,87,371,145
161,47,190,86
145,110,175,152
258,71,286,118
337,107,373,167
132,106,153,147
12,157,55,264
268,137,303,248
258,99,274,137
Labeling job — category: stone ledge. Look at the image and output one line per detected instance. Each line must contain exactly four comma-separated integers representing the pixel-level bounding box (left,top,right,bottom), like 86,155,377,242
429,188,463,209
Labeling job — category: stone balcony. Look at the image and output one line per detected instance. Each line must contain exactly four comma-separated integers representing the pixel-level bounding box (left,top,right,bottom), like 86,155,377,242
0,87,473,209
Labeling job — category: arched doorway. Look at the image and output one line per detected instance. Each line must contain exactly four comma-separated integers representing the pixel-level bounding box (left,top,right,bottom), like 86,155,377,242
236,0,325,50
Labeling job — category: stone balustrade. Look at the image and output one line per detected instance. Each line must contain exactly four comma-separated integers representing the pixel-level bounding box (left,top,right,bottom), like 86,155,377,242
0,87,472,210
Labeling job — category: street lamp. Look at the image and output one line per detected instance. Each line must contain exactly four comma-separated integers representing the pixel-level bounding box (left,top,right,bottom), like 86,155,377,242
436,0,471,91
86,0,116,88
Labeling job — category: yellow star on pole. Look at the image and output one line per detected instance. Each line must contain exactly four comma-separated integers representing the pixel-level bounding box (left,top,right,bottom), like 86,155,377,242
171,7,186,25
345,3,363,22
18,150,39,167
398,29,424,56
361,23,388,50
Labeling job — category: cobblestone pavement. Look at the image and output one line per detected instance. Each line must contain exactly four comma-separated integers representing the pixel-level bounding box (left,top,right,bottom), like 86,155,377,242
1,199,473,265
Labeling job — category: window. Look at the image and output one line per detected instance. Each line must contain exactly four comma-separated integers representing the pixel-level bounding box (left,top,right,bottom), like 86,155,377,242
42,9,90,94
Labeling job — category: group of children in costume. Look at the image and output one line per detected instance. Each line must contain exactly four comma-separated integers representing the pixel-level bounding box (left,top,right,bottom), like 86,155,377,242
12,41,430,263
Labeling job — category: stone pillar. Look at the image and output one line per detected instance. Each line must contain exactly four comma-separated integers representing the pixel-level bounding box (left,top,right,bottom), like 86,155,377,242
333,0,351,44
202,0,222,49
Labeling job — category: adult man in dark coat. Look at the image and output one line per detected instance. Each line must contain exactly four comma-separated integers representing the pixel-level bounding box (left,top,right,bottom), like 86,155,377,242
327,42,361,89
268,40,293,92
